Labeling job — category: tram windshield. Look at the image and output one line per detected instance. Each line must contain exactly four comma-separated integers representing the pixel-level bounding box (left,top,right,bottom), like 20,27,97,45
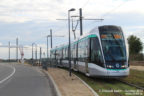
99,26,127,62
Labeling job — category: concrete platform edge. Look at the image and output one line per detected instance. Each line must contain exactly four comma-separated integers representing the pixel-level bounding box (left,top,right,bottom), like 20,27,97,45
43,70,62,96
74,74,99,96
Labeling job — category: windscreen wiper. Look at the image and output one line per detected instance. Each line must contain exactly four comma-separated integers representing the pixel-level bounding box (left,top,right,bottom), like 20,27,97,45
107,48,116,62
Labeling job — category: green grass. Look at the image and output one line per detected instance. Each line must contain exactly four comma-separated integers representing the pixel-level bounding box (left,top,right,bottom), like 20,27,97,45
59,67,144,96
72,70,143,96
121,69,144,87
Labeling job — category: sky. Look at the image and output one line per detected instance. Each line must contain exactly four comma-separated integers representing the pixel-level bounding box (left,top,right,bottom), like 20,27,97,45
0,0,144,59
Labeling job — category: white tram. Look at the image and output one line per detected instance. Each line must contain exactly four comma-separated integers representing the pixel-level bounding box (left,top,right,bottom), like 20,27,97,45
50,25,129,77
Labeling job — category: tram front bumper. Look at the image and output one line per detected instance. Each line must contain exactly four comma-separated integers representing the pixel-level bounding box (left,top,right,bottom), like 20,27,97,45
107,68,129,77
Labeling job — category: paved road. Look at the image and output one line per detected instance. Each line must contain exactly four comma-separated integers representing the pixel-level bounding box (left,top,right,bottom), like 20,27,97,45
0,63,57,96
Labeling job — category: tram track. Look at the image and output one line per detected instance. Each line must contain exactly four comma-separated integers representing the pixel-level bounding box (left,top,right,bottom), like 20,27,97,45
92,77,144,96
94,78,123,96
115,79,144,90
74,71,126,96
60,68,143,96
73,71,143,96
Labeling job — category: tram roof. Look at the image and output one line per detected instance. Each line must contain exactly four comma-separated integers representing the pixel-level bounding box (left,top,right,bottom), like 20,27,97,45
51,25,120,51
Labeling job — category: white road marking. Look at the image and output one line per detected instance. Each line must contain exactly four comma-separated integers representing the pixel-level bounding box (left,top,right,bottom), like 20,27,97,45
0,64,16,84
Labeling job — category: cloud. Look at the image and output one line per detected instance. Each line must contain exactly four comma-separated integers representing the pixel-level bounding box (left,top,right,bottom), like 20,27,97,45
0,42,2,45
0,47,16,59
0,0,143,23
0,0,144,59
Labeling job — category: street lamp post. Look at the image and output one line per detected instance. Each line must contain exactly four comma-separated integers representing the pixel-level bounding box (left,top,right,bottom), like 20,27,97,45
8,41,10,62
35,44,37,61
142,43,144,60
32,43,33,61
16,38,19,62
46,30,52,60
32,43,34,65
46,35,49,69
47,36,49,59
40,47,42,66
32,43,37,66
50,29,52,48
68,8,75,76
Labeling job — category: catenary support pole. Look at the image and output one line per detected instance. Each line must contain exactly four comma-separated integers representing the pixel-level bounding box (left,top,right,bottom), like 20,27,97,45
32,43,34,65
40,47,41,66
79,8,83,36
50,29,52,48
35,45,37,64
47,36,49,58
16,38,18,62
8,41,10,62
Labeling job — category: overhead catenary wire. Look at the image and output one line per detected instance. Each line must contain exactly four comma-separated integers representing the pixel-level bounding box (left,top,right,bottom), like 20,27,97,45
101,0,131,18
81,0,91,8
84,0,131,28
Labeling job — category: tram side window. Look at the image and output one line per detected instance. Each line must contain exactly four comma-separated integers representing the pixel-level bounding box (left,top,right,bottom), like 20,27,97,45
71,44,74,60
52,51,54,59
51,51,56,60
55,50,57,60
63,48,65,59
57,50,59,59
84,39,89,59
61,48,63,59
90,37,104,67
78,41,82,61
51,51,54,59
57,50,58,59
50,51,52,59
59,49,62,59
65,47,68,59
73,43,77,59
55,50,57,59
57,50,60,59
78,39,89,61
63,48,66,59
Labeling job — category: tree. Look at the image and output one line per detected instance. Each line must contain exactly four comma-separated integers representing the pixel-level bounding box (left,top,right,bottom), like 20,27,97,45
127,35,143,54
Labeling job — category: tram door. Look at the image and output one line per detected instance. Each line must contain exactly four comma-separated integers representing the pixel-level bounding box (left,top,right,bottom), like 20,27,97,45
74,59,77,70
85,46,89,73
85,59,88,73
74,43,78,71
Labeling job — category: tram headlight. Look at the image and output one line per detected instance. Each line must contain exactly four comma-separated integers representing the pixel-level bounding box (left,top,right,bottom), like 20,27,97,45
107,65,114,69
121,65,125,68
121,65,128,68
121,62,128,68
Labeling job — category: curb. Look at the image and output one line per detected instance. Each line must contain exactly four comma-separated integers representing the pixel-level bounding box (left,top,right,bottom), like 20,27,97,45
73,74,99,96
43,70,62,96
